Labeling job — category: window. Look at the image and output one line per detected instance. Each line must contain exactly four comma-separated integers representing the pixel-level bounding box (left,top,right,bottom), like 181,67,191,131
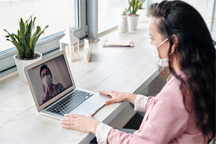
0,0,87,77
98,0,128,33
1,0,76,52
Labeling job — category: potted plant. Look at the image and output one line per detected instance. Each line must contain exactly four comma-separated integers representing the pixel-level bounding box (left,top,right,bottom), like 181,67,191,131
125,0,145,31
136,0,150,23
4,16,49,82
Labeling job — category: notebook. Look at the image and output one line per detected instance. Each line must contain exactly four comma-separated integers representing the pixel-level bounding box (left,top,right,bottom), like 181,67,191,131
102,40,134,47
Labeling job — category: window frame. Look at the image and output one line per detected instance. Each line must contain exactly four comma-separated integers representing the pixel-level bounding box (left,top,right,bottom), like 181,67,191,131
0,0,87,77
210,0,216,42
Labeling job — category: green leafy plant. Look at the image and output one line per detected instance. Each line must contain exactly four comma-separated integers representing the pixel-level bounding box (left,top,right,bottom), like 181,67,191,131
4,16,49,59
125,0,145,15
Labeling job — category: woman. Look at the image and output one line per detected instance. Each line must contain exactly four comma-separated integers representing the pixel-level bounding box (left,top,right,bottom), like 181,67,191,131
60,0,215,143
40,64,65,104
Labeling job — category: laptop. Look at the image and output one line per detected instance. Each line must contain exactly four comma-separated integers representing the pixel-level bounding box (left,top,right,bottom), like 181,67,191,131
24,51,110,119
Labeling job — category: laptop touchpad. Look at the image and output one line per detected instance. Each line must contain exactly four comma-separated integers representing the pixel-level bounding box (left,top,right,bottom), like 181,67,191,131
77,101,100,113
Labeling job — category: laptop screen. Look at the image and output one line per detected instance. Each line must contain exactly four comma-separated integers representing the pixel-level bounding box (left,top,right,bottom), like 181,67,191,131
27,54,73,106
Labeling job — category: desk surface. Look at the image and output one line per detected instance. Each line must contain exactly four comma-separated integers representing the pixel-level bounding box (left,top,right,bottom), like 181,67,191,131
0,20,159,144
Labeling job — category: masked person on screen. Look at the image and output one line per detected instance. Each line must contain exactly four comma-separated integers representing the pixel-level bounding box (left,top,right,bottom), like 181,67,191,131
40,65,65,104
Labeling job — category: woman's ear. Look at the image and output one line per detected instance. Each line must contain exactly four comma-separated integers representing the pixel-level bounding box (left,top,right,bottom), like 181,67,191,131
171,35,178,51
170,35,181,70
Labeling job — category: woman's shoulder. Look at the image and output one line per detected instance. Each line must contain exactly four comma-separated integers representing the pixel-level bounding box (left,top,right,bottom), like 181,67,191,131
156,74,187,110
161,70,187,95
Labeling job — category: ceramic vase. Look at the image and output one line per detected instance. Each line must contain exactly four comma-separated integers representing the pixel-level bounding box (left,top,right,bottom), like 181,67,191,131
118,15,128,34
128,15,140,32
14,52,42,82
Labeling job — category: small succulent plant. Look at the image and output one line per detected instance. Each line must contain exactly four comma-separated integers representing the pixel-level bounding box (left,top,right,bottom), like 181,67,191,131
125,0,145,15
4,16,49,59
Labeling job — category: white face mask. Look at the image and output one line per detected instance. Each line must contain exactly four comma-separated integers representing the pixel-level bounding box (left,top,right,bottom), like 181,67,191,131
42,74,53,89
150,38,174,67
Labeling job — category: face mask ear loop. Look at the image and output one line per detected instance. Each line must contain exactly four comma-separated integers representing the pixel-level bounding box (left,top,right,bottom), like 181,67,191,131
157,38,168,48
169,49,175,55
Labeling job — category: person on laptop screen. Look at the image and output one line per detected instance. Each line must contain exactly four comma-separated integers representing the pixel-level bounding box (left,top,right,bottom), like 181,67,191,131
40,64,65,104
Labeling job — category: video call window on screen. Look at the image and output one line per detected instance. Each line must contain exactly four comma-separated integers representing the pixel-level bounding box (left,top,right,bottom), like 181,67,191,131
27,55,73,106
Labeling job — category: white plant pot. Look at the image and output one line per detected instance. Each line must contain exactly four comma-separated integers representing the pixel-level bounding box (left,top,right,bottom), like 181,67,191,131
118,15,128,34
137,9,147,22
14,52,42,82
128,15,140,32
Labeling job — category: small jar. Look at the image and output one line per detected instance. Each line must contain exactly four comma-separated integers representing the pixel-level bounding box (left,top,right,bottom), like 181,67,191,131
118,12,128,34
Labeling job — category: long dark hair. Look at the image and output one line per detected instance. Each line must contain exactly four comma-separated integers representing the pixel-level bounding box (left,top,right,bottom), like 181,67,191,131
149,0,215,143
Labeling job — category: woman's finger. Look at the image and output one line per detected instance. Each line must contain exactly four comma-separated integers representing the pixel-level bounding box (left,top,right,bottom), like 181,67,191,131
60,120,74,125
64,113,80,118
98,90,112,96
60,118,74,121
105,99,115,105
62,125,74,129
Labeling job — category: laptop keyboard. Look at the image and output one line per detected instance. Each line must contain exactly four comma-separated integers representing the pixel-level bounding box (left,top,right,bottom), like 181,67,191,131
46,90,93,116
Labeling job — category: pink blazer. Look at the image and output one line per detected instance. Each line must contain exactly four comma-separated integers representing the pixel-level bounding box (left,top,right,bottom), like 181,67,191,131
96,70,207,144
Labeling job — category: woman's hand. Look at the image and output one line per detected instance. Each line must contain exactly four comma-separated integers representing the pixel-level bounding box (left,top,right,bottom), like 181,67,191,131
60,114,99,134
98,90,137,105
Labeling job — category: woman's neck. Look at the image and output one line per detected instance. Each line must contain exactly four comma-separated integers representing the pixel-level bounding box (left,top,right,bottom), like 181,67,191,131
172,56,180,73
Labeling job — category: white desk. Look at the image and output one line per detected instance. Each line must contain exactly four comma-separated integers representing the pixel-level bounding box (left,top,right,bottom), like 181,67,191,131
0,20,159,144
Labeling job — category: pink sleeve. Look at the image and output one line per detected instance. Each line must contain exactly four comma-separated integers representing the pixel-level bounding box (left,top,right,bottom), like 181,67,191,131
145,96,155,112
107,89,188,144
